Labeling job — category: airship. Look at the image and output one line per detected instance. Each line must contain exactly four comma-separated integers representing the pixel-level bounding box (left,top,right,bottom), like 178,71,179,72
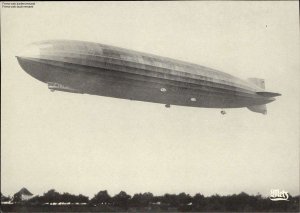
16,40,280,114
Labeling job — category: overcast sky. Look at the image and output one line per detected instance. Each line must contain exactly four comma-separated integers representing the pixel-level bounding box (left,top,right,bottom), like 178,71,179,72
1,2,299,198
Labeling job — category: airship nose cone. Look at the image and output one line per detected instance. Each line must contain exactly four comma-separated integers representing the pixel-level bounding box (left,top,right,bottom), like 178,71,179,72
16,43,41,58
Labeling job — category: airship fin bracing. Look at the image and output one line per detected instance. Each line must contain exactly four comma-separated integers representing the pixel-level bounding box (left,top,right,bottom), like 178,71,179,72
16,40,281,114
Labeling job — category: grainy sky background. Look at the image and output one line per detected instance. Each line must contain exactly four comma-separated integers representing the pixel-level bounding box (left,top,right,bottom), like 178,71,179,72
1,2,299,198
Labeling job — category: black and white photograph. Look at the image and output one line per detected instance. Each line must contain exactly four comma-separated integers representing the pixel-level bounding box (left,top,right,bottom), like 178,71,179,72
1,1,299,212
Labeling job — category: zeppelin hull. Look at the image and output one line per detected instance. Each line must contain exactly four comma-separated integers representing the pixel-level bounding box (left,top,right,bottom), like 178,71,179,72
16,40,280,111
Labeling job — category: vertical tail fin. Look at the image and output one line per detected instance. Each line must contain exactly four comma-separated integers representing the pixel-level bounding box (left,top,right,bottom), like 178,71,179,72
247,78,265,89
246,78,280,114
247,78,267,114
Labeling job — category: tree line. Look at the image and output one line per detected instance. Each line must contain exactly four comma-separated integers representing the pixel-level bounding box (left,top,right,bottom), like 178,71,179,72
1,190,299,212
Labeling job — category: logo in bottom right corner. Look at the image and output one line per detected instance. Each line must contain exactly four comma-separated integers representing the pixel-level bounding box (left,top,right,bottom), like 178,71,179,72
269,189,289,201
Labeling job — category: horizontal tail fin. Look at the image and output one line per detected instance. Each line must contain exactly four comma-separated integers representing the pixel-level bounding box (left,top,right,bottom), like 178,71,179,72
256,91,281,97
247,104,267,115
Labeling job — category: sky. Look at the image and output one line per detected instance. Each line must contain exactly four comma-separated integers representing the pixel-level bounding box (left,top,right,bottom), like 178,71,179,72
1,2,299,198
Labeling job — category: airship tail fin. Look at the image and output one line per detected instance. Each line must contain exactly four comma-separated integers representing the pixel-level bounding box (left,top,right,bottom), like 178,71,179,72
247,78,265,89
247,104,267,115
256,91,281,97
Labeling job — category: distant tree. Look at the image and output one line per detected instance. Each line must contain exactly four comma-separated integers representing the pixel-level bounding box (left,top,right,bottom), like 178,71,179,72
69,194,77,204
141,192,153,207
130,192,153,208
27,195,44,205
130,193,142,207
90,190,111,205
151,195,163,204
43,189,61,204
192,193,205,210
176,193,192,211
61,192,72,203
27,191,89,205
228,192,251,211
177,192,192,205
77,194,89,204
59,192,88,204
206,194,225,211
112,191,131,210
162,193,179,207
